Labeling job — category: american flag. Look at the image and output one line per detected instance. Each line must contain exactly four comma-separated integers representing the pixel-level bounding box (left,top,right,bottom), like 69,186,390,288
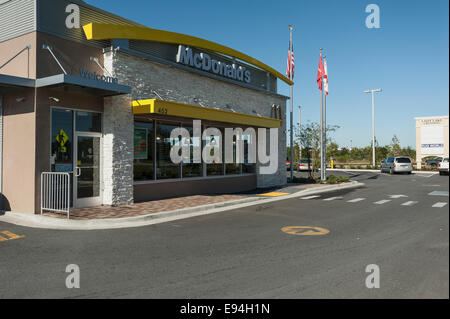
286,47,294,80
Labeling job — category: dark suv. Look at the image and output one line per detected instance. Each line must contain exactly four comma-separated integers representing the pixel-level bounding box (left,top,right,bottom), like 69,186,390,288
425,157,443,167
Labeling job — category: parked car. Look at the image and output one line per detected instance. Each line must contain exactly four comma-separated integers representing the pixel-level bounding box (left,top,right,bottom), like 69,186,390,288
425,157,443,167
380,156,413,174
297,158,313,171
438,157,449,175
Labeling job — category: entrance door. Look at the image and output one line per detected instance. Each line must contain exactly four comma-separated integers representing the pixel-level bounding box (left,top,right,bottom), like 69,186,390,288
74,133,102,208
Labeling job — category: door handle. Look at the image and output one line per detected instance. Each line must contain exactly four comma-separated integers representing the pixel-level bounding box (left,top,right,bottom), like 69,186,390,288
76,167,81,177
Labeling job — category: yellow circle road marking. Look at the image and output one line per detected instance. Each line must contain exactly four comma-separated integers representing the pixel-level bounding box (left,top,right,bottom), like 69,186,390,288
281,226,330,236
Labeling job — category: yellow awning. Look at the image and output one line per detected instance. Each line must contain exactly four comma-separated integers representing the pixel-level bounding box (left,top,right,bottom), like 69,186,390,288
132,99,281,129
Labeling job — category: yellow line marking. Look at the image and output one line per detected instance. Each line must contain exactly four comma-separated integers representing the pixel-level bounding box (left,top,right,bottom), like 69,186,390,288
281,226,330,236
0,235,8,242
1,231,25,241
258,192,290,197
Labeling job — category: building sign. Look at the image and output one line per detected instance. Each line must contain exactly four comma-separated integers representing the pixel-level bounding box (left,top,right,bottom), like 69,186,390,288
176,45,251,84
134,128,148,159
421,118,442,125
80,69,119,84
421,125,444,155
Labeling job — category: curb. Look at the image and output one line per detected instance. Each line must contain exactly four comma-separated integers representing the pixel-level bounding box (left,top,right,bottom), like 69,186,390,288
0,181,364,230
328,168,438,174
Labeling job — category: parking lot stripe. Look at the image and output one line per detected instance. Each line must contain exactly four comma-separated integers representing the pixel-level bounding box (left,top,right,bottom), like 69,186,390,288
374,200,391,205
323,196,344,201
347,198,366,203
428,191,449,196
300,195,321,200
401,201,418,206
432,202,448,208
1,231,25,240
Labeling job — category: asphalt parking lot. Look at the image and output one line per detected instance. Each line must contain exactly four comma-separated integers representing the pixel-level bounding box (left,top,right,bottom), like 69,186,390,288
0,170,448,298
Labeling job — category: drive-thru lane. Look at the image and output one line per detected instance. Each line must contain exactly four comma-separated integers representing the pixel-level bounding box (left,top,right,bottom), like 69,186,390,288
0,172,448,298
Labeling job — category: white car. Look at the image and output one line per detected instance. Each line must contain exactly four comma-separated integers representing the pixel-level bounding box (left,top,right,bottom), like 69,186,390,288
297,159,313,171
438,157,449,175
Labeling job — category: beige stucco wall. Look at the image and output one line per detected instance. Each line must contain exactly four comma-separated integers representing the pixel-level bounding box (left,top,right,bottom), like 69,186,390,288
415,116,449,168
0,31,104,80
1,88,36,213
0,32,36,79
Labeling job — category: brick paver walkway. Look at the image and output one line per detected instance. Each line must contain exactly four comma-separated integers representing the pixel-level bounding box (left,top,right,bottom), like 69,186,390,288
43,194,247,220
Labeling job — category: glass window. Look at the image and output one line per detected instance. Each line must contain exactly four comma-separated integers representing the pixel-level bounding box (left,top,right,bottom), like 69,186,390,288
242,131,256,174
396,157,411,163
182,125,202,178
156,122,181,180
206,128,224,176
134,122,154,181
76,111,102,133
51,109,74,173
225,134,241,175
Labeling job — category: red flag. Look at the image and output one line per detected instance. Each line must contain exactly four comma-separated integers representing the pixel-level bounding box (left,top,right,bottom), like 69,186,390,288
286,48,294,80
323,57,328,95
317,55,325,91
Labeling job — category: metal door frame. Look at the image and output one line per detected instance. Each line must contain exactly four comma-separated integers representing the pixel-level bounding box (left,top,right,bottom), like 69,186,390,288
74,131,103,208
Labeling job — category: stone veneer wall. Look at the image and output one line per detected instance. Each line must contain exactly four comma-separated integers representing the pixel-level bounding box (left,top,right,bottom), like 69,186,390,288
104,49,287,189
102,93,134,206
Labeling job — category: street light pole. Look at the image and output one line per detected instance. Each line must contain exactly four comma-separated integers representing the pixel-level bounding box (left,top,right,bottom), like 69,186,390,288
364,88,382,166
298,105,302,160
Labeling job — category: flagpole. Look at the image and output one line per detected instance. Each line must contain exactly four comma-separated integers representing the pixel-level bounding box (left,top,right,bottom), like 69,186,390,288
320,48,324,181
289,25,294,181
323,56,327,181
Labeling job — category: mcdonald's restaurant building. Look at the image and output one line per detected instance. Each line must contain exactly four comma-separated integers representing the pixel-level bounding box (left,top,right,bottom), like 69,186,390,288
0,0,289,214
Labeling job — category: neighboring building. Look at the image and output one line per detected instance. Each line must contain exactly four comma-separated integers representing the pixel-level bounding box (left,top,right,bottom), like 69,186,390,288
415,116,449,169
0,0,290,214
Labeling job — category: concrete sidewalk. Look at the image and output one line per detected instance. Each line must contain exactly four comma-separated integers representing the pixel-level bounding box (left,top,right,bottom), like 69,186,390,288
0,181,364,230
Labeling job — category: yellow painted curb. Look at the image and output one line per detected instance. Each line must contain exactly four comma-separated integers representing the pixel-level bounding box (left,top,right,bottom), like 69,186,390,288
258,192,290,197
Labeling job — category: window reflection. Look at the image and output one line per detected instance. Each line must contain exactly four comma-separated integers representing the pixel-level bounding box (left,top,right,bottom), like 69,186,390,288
206,128,224,176
51,109,73,173
134,122,154,181
76,111,101,133
133,121,257,181
226,134,241,175
243,132,256,174
156,122,181,179
182,125,202,178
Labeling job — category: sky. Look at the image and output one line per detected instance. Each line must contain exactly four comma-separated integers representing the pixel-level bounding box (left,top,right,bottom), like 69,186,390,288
86,0,449,148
